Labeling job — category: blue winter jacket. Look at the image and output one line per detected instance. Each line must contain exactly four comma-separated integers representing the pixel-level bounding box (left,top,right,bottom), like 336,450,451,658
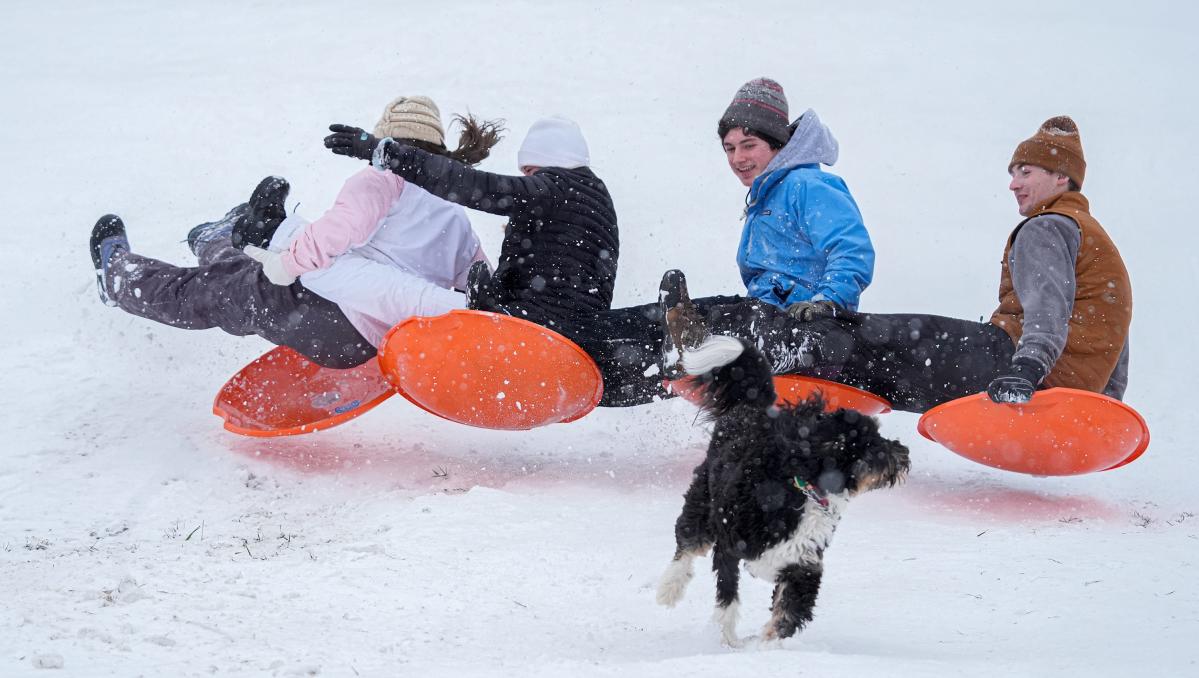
737,110,874,309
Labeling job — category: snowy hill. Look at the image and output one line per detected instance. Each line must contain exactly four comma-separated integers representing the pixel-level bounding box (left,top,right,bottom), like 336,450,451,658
1,1,1196,676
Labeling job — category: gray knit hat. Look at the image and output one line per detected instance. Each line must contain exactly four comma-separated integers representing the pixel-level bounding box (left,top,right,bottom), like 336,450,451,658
372,95,445,147
719,77,790,146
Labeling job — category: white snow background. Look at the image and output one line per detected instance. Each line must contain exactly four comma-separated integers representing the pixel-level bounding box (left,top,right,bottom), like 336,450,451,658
2,1,1197,676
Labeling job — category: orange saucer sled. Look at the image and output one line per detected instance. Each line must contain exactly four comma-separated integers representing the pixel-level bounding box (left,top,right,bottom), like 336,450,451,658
668,374,892,415
377,310,604,430
917,387,1150,476
213,347,396,437
773,375,892,414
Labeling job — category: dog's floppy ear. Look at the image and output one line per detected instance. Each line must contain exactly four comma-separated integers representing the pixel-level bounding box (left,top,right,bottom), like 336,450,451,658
878,437,911,460
875,438,912,482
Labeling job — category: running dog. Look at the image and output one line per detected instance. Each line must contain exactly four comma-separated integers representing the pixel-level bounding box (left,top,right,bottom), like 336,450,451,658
655,333,909,645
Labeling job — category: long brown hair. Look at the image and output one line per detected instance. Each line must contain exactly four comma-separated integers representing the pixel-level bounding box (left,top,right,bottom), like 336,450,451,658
411,114,505,166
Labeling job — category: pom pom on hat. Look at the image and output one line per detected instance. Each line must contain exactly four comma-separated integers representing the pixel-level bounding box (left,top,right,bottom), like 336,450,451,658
1009,115,1086,188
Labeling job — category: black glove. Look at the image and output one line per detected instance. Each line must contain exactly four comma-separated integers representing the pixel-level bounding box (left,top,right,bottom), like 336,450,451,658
465,260,499,312
785,300,862,324
324,124,380,161
986,359,1047,404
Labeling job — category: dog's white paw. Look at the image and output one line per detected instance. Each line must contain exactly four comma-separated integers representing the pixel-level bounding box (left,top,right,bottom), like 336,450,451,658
715,600,741,647
655,559,694,607
656,579,689,607
721,631,746,649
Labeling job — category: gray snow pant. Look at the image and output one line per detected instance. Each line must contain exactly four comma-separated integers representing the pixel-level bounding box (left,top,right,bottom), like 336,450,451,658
104,236,375,369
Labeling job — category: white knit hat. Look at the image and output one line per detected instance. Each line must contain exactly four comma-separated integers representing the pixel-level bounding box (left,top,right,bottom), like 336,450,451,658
516,116,590,169
372,95,445,146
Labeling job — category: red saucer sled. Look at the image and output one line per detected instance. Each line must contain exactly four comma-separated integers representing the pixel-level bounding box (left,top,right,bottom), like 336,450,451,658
917,387,1150,476
668,374,892,415
213,347,396,437
377,310,604,430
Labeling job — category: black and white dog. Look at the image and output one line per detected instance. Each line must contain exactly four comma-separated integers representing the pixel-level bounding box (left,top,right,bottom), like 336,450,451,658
656,333,910,646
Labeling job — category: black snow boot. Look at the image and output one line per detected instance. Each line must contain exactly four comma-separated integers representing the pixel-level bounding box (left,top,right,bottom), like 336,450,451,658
231,176,290,251
90,214,129,306
658,269,708,380
188,202,248,256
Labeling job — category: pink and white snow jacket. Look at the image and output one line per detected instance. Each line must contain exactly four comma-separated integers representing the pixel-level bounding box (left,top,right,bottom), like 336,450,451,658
270,167,488,347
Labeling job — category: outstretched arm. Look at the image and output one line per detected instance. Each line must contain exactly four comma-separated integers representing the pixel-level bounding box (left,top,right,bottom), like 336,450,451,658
325,124,562,217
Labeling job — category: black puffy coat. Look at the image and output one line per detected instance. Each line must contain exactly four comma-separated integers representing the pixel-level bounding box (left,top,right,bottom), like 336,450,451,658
378,146,619,322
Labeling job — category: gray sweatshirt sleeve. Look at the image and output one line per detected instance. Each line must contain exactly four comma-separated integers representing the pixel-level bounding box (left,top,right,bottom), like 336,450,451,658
1008,214,1081,378
1103,338,1130,400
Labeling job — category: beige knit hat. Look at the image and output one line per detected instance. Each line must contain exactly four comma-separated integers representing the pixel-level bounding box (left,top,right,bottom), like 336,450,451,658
372,95,445,146
1009,115,1086,188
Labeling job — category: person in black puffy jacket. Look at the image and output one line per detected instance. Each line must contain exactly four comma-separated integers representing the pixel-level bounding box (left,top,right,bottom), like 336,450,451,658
326,116,618,332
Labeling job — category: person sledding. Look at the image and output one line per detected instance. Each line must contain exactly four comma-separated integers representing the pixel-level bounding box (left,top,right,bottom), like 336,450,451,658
718,77,874,318
89,95,502,368
598,77,877,403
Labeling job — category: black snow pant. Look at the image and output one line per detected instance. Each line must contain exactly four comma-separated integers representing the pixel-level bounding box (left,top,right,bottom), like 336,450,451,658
104,235,376,369
525,295,745,408
540,296,1015,413
698,300,1018,413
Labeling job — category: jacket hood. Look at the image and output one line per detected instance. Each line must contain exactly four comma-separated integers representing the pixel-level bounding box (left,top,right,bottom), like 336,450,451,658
762,108,839,175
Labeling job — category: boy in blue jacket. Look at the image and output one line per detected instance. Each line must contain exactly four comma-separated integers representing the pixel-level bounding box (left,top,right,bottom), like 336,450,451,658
718,78,874,318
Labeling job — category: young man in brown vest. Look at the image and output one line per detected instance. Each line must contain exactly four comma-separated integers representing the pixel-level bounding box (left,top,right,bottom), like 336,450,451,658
659,116,1133,412
987,116,1131,403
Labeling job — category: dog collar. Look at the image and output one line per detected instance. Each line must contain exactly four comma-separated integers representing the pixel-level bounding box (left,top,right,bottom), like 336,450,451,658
792,476,830,508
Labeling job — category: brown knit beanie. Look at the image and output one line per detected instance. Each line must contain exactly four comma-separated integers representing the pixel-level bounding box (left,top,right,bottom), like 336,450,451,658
719,77,791,146
372,95,445,147
1009,115,1086,188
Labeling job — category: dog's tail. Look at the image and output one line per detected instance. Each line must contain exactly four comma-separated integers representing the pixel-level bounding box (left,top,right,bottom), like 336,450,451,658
682,335,777,418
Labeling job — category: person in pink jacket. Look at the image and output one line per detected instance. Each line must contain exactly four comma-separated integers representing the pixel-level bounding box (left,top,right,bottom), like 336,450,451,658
88,96,503,368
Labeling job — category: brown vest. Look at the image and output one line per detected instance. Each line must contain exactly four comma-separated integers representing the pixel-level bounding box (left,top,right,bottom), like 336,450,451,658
990,191,1132,392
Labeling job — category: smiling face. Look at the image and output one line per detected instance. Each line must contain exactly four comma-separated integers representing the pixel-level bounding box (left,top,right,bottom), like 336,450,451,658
1009,163,1070,216
722,128,781,187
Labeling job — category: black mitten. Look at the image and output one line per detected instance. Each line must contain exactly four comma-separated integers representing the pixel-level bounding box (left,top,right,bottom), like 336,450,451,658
785,300,863,324
986,359,1047,404
324,124,380,161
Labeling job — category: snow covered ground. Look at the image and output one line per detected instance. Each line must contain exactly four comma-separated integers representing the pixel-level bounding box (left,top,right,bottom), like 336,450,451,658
2,1,1197,675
